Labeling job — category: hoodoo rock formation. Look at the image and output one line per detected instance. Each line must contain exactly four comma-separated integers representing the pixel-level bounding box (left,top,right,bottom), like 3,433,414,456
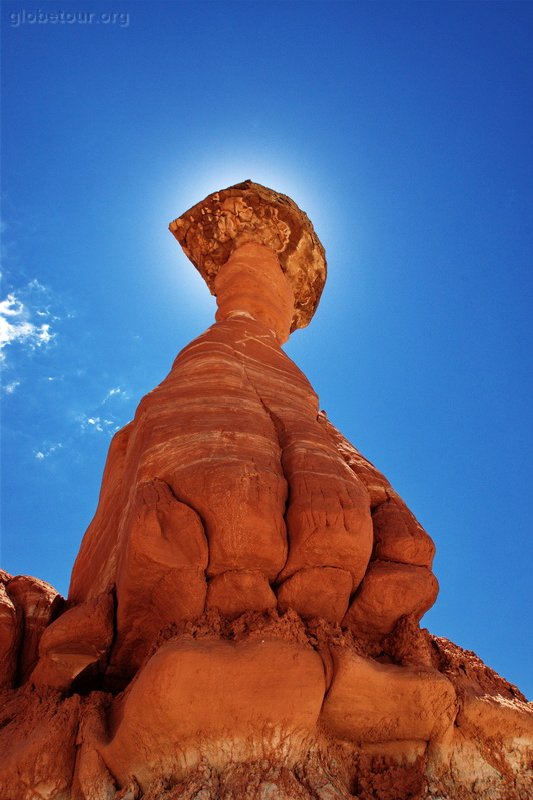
1,180,531,799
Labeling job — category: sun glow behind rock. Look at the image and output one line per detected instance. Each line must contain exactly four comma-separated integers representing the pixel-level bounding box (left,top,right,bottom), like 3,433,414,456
148,148,345,329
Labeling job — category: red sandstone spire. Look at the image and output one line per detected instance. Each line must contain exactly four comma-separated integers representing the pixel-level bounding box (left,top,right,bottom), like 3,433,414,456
0,183,531,799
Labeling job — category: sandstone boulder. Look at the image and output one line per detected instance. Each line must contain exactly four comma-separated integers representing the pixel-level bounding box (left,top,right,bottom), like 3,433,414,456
6,575,64,684
206,569,277,618
0,582,20,689
102,637,326,787
371,497,435,568
31,590,114,691
321,648,457,743
110,478,209,676
277,567,353,623
343,560,438,636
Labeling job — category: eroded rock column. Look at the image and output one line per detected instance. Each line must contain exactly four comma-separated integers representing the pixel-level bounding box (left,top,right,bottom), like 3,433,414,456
62,181,442,680
1,182,531,800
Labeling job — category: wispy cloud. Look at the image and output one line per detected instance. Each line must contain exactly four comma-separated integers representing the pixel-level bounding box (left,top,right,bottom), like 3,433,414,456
34,442,63,460
3,379,20,394
0,293,54,357
74,384,132,437
102,386,129,403
77,414,121,435
29,385,132,462
0,281,59,363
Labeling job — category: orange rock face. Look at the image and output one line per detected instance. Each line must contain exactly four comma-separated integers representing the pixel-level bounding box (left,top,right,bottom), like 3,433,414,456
67,236,379,656
1,182,531,800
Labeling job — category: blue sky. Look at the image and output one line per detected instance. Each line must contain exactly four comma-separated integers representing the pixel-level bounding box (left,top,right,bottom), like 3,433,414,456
1,0,532,698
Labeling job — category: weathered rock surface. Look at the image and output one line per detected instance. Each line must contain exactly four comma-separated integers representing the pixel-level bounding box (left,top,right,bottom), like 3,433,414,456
0,686,81,800
103,635,326,788
206,569,277,618
277,567,353,623
169,180,327,332
321,648,457,743
4,574,64,685
426,636,533,799
68,283,379,666
1,182,530,799
343,560,439,637
31,590,114,691
0,581,19,690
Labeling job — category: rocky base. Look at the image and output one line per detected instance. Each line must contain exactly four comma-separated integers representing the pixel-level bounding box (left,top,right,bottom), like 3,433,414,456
1,607,531,800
